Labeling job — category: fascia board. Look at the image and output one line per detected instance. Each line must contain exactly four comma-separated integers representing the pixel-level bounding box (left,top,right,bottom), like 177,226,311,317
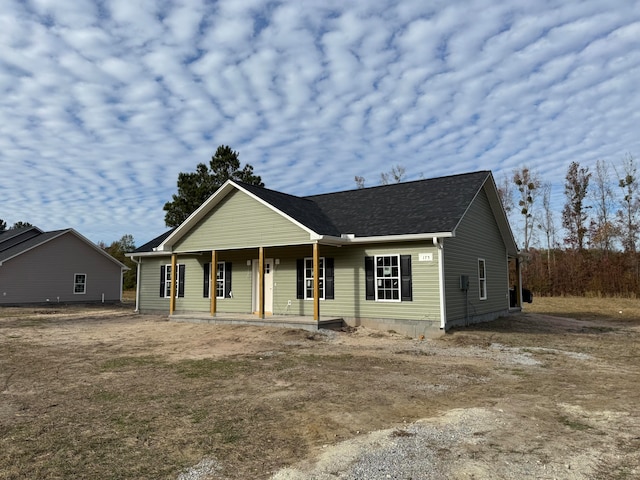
156,180,237,251
126,251,172,258
483,175,520,256
232,183,319,238
314,232,454,245
452,173,519,257
66,229,130,270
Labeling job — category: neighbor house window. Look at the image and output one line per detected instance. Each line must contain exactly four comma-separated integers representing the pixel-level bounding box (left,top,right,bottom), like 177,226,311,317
160,264,185,298
74,274,86,294
365,255,412,302
304,257,325,300
478,258,487,300
203,262,232,299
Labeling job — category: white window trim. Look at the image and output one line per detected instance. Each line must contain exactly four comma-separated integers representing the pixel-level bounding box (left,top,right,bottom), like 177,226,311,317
478,258,487,300
304,257,325,300
215,261,225,299
164,264,183,298
375,254,401,302
74,273,87,295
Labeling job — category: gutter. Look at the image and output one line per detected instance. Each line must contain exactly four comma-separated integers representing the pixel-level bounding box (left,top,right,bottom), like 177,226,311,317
312,231,455,245
434,237,447,330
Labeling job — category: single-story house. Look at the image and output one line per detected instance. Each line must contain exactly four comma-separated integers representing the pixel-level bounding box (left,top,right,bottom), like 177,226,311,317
0,226,128,305
129,170,523,337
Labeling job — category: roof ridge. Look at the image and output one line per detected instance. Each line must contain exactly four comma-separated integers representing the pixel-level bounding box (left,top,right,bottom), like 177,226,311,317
304,170,490,198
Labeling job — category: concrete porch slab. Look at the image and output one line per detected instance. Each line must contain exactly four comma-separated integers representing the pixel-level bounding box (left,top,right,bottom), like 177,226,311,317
170,312,344,332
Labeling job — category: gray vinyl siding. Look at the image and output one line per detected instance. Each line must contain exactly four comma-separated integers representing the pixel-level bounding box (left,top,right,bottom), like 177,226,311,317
0,233,123,305
443,187,510,324
174,190,311,252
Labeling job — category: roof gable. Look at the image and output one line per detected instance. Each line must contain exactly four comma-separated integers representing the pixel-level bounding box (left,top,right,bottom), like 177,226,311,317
135,170,518,255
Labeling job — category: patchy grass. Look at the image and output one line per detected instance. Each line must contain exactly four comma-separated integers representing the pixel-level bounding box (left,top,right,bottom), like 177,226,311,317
524,295,640,321
1,298,639,479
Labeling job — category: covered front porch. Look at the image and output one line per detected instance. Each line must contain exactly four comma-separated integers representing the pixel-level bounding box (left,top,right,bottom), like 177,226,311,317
165,242,331,320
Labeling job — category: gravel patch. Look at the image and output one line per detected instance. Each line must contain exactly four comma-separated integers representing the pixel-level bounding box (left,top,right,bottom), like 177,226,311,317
177,458,221,480
270,408,494,480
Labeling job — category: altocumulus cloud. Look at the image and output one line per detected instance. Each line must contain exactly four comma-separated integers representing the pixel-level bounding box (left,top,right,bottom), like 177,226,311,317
0,0,639,244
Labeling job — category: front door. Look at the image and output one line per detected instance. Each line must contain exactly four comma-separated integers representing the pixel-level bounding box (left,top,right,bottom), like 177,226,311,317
252,258,273,314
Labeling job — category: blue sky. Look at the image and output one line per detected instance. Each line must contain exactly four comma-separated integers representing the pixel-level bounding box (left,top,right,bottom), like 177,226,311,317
1,0,639,246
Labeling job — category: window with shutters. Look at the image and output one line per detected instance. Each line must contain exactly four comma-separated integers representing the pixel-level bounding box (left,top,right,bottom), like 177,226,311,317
375,255,400,301
203,262,232,299
297,258,334,300
365,254,412,302
304,257,324,300
74,274,86,294
161,264,185,298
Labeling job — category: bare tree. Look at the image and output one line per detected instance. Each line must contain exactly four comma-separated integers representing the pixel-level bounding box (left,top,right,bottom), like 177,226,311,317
589,159,618,253
380,165,406,185
562,161,591,251
496,173,514,216
513,167,541,252
354,176,366,189
537,182,557,285
615,154,640,254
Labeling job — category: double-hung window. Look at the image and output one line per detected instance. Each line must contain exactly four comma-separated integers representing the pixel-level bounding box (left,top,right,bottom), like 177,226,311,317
296,258,334,300
375,255,400,301
74,274,86,294
304,257,324,300
160,264,185,298
203,262,232,299
365,254,412,302
478,258,487,300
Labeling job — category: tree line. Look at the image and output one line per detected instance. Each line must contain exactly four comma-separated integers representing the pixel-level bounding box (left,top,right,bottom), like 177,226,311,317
499,154,640,297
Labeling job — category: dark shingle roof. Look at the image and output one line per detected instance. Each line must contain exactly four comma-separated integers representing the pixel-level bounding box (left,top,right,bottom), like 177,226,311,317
236,182,341,236
134,171,494,251
133,228,176,253
305,171,491,236
0,229,67,263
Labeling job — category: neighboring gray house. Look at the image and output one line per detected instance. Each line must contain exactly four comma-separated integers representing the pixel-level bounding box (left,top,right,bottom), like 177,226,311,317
129,171,523,336
0,227,128,305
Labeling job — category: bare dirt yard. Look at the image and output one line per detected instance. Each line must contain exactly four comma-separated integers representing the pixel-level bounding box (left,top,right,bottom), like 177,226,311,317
1,298,639,479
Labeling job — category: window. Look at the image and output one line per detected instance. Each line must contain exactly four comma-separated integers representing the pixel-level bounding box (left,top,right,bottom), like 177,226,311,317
203,262,232,299
305,257,324,300
376,255,400,301
365,255,412,302
478,259,487,300
160,264,185,298
74,274,86,294
296,258,334,300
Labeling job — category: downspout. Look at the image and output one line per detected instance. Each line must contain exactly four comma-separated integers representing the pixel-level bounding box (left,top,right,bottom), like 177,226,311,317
434,237,446,330
131,256,142,313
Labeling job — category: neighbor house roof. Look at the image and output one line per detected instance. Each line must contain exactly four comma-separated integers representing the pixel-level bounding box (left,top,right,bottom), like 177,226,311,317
133,170,518,255
0,227,128,269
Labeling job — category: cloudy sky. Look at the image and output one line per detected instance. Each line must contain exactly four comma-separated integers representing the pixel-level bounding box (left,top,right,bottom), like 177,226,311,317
1,0,639,246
